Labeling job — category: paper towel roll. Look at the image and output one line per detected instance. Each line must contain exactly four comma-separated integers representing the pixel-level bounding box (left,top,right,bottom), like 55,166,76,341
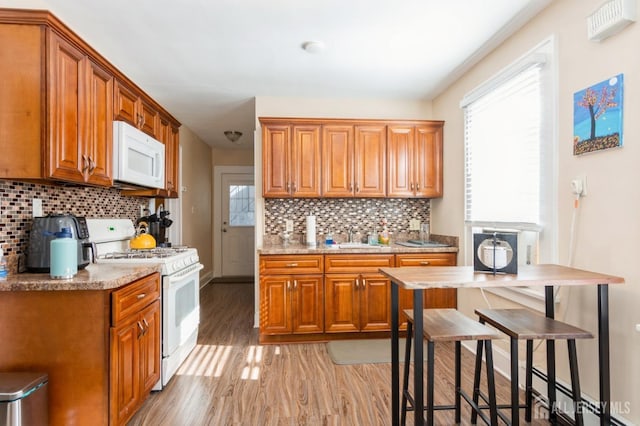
306,215,316,246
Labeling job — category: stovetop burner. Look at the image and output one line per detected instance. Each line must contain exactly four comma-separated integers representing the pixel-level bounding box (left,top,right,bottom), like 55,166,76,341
100,247,190,260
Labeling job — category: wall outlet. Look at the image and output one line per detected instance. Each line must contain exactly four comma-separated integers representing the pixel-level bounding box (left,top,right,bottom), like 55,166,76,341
571,174,587,196
409,219,421,231
285,219,294,232
32,198,43,217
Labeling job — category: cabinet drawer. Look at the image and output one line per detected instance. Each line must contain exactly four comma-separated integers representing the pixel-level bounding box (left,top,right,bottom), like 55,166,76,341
325,254,395,273
260,255,324,275
112,273,160,325
395,253,456,267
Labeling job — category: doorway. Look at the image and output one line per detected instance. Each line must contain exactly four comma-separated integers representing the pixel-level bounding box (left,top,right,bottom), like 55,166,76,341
213,166,255,279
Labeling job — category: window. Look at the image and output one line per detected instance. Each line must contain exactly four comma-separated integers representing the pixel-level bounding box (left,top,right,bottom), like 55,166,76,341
229,185,255,226
461,37,557,308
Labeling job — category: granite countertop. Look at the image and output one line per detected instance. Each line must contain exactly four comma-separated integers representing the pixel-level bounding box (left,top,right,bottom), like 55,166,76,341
0,263,163,291
258,235,459,255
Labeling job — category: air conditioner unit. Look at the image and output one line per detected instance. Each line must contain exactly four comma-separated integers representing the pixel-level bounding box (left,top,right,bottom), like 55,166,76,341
587,0,636,41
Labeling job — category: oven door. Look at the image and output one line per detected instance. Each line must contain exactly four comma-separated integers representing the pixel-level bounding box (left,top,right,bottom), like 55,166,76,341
163,262,203,358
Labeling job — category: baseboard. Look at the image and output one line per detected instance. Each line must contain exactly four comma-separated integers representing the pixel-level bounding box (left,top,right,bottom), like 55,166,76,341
461,342,631,425
199,270,213,288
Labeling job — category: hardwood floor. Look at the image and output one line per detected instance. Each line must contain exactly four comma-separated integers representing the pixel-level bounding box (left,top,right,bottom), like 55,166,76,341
129,283,549,425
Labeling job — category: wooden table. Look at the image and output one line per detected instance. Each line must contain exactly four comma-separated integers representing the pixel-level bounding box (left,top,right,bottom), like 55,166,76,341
379,264,625,426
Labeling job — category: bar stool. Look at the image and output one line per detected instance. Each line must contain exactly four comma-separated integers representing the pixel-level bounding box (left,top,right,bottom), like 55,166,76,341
401,308,502,425
473,308,593,425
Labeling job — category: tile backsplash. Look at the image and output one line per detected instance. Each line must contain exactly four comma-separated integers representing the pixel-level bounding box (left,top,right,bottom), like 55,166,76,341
264,198,430,244
0,179,147,271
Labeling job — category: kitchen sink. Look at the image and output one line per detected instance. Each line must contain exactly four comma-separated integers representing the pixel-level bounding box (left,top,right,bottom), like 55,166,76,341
396,241,450,248
331,242,385,249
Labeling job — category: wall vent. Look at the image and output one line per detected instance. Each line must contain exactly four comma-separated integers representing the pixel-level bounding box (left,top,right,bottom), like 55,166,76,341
587,0,637,41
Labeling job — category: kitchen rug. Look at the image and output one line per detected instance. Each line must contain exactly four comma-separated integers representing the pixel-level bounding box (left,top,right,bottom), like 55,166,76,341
327,338,426,365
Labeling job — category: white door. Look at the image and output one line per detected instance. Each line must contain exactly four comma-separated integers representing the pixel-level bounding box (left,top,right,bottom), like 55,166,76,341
221,173,255,277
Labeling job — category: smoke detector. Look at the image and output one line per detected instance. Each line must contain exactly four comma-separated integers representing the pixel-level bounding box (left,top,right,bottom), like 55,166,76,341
587,0,636,41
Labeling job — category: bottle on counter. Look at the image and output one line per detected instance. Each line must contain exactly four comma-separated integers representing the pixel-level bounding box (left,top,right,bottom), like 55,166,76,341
379,226,390,245
50,227,78,279
325,228,334,246
0,245,7,280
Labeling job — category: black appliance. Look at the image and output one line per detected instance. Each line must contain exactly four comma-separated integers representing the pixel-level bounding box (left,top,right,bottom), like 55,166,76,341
27,214,94,272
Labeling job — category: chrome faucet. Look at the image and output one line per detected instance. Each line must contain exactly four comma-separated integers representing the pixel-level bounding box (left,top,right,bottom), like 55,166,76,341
348,226,357,243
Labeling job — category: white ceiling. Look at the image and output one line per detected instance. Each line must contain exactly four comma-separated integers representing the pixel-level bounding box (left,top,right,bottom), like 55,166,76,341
2,0,550,149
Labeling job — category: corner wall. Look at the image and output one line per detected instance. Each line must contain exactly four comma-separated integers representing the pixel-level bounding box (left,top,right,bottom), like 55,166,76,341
179,126,214,282
432,1,639,422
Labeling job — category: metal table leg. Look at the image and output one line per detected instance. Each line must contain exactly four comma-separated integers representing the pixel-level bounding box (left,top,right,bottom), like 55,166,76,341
598,284,610,426
413,289,424,426
545,285,558,424
391,282,400,426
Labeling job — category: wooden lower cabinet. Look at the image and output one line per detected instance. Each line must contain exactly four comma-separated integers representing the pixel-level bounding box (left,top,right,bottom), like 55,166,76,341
110,274,161,426
258,252,457,341
259,255,324,337
260,274,324,335
324,272,392,332
0,272,160,426
396,253,457,329
324,254,394,333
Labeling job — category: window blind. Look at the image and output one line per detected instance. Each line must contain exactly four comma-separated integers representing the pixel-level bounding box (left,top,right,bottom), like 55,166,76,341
463,62,544,228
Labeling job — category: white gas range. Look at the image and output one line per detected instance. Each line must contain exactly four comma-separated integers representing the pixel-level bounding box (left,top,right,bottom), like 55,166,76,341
87,218,202,391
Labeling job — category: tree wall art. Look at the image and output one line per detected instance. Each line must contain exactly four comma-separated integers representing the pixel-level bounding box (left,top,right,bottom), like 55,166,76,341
573,74,624,155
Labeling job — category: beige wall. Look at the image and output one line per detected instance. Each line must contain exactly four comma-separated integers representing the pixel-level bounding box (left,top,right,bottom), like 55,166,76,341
432,0,639,422
179,126,213,280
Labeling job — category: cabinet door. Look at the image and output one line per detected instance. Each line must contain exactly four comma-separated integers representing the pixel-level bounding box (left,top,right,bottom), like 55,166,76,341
47,31,85,183
84,58,113,186
166,125,180,197
110,316,140,426
324,274,359,332
259,276,292,335
113,80,138,127
262,125,291,197
396,253,457,315
291,275,324,334
355,125,386,197
159,117,179,197
415,124,443,197
292,125,321,197
387,126,415,197
139,300,161,395
360,273,392,331
139,98,159,138
322,125,354,197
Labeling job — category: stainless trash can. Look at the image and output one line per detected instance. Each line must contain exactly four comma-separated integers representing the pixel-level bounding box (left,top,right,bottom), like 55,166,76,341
0,373,48,426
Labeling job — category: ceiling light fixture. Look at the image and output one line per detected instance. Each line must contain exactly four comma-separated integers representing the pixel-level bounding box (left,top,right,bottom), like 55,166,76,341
224,130,242,144
301,41,325,54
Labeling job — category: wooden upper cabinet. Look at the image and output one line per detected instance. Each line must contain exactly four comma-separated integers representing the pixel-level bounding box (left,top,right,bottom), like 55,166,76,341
354,125,386,197
262,122,321,198
158,116,180,198
47,31,86,183
292,125,321,197
85,59,114,187
0,10,180,190
322,124,385,197
260,117,444,199
415,124,443,197
322,125,355,197
47,30,113,186
387,122,443,198
114,80,159,138
262,124,291,197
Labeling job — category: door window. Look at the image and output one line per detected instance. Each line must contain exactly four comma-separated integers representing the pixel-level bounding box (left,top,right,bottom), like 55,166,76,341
229,185,255,226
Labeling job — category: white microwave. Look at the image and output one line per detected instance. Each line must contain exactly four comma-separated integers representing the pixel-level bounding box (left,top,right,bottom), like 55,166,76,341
113,121,165,189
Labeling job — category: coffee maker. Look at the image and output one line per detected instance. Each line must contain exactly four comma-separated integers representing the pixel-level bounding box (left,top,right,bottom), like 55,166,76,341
137,207,173,247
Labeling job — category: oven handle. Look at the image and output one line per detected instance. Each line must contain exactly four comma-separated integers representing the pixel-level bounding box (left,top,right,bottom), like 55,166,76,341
169,263,204,283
